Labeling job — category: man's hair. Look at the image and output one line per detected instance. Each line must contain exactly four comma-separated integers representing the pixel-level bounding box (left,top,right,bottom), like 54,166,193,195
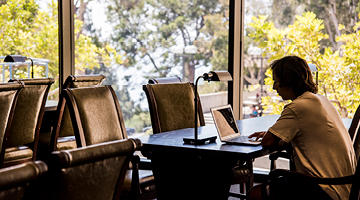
270,56,318,96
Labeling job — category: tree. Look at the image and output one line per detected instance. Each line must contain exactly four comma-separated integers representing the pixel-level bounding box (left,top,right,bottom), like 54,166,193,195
270,0,360,51
0,0,121,99
248,12,360,118
105,0,227,83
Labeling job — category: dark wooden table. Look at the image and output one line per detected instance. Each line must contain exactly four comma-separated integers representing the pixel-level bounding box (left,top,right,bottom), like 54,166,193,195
138,115,280,200
138,115,353,200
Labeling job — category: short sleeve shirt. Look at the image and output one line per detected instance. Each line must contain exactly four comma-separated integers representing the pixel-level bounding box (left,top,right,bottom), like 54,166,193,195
269,92,356,200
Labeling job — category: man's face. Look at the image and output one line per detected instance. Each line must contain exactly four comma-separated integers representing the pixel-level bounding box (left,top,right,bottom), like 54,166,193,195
273,73,294,100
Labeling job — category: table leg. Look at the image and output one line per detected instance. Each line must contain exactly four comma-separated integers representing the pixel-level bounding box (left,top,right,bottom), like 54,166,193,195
246,159,254,192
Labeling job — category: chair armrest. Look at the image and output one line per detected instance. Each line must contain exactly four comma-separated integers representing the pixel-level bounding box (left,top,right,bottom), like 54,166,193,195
129,155,152,170
269,169,354,185
269,151,291,161
129,154,140,170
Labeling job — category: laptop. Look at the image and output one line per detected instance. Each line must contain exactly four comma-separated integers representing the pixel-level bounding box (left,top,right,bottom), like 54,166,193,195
210,104,261,146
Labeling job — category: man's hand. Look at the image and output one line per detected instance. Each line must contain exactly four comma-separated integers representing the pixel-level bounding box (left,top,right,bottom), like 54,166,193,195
249,130,284,149
248,131,267,141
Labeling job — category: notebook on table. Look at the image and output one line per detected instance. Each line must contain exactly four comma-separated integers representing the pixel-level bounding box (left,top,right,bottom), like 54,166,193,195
210,104,261,146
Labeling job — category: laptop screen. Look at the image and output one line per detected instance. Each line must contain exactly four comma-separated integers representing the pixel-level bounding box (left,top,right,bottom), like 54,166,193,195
210,105,240,139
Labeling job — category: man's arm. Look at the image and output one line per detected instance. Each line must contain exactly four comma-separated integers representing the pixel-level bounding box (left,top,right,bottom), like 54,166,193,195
249,130,287,149
261,131,287,150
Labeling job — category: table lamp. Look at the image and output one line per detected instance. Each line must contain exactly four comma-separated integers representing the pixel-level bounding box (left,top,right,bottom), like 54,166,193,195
183,70,233,145
4,55,34,78
308,63,318,85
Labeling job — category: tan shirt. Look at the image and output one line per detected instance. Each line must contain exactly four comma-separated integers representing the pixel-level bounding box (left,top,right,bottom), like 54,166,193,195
269,92,356,200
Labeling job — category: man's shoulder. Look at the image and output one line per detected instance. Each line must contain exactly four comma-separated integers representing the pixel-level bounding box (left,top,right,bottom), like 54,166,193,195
285,92,321,113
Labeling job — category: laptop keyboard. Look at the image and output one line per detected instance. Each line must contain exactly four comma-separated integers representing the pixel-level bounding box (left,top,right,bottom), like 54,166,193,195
227,136,250,143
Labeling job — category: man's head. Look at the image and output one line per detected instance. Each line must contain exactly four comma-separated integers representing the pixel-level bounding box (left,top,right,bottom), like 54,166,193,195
270,56,318,100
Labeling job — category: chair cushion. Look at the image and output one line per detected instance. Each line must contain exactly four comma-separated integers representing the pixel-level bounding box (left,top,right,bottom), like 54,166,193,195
151,83,197,132
4,146,33,162
39,132,76,152
56,136,77,150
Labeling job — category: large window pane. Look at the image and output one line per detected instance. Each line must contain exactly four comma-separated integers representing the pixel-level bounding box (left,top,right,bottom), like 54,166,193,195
0,0,59,99
244,0,360,171
244,0,360,120
74,0,230,136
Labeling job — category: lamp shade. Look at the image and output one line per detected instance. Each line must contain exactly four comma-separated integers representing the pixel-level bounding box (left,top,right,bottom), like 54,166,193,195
4,55,26,63
308,63,317,72
203,71,233,82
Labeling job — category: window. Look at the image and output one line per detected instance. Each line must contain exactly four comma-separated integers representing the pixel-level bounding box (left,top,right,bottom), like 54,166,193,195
0,0,59,99
244,0,359,171
73,0,233,136
243,0,359,119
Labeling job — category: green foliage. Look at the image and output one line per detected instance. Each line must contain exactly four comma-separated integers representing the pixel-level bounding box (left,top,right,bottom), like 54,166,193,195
106,0,228,81
248,12,360,118
0,0,122,99
125,105,152,133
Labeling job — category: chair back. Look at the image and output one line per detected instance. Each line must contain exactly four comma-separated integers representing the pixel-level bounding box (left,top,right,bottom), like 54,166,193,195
349,104,360,140
143,82,205,134
0,161,48,200
349,157,360,200
148,77,182,84
63,85,127,147
46,139,141,200
50,75,106,151
6,78,54,164
349,104,360,162
0,82,24,166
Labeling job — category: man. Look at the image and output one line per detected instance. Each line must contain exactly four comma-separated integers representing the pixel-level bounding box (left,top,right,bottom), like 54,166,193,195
248,56,356,200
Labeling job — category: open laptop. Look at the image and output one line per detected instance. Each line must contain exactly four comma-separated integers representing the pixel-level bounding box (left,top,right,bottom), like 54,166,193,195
210,104,261,146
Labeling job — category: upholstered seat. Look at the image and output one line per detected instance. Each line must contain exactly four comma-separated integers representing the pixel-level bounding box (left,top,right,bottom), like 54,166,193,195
3,78,54,167
0,161,48,200
63,85,156,200
45,139,141,200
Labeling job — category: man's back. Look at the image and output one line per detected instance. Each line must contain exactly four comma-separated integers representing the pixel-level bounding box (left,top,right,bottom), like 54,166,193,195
269,91,356,199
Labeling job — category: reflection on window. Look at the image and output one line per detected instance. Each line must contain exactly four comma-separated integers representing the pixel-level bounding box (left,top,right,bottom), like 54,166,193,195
74,0,230,136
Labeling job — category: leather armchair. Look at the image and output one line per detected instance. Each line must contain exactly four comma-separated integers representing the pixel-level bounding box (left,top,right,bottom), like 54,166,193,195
45,139,141,200
48,74,106,152
3,78,54,167
63,85,156,200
